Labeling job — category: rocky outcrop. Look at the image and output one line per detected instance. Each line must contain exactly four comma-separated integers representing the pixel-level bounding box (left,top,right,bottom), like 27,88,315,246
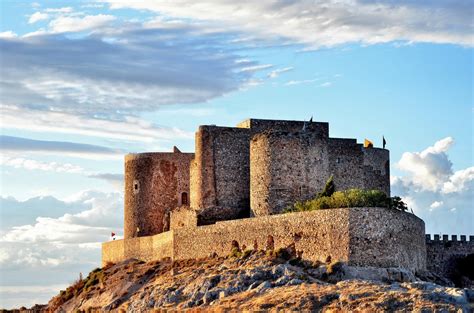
41,251,473,312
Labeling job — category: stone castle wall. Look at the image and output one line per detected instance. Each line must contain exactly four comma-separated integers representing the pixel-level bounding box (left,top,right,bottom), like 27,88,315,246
349,207,425,270
103,207,426,272
362,147,390,196
190,119,331,219
250,132,390,215
172,207,351,264
190,126,252,219
425,234,474,279
124,152,194,238
124,118,389,240
328,139,390,197
102,231,173,265
250,131,330,216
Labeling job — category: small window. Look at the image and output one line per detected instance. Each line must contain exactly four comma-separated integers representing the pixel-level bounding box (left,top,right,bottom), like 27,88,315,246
133,179,139,194
181,192,188,205
336,157,341,164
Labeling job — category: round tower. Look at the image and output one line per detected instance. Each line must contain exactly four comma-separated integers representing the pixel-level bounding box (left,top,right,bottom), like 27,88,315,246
124,151,194,239
250,131,329,216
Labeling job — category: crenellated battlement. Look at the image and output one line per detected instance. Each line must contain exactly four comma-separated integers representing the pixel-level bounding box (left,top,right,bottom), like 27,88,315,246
425,234,474,243
425,233,474,280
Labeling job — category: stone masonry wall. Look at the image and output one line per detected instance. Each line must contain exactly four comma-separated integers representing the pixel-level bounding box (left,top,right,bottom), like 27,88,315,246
426,234,474,279
191,120,331,219
103,207,426,272
102,231,173,266
190,126,252,218
170,206,197,230
124,152,194,238
250,132,390,216
349,207,426,272
250,131,329,216
237,118,329,136
328,138,366,192
173,208,351,263
363,148,390,196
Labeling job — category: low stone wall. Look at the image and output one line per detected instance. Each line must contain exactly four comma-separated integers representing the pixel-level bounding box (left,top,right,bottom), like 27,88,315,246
103,207,426,272
426,234,474,278
173,208,351,263
102,231,173,266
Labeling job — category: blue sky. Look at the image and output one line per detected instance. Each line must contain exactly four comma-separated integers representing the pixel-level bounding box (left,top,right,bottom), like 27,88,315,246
0,0,473,309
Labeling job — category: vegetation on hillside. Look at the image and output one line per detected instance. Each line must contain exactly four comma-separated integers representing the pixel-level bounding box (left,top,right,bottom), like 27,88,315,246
284,176,408,213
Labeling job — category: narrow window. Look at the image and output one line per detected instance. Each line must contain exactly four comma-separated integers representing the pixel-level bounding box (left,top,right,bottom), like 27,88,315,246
336,157,341,164
133,179,139,194
181,192,188,205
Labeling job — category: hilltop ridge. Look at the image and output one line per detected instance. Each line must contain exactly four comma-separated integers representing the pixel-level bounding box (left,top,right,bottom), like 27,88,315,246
26,249,473,312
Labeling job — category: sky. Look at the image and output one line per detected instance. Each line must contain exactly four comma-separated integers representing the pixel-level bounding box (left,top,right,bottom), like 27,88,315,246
0,0,473,309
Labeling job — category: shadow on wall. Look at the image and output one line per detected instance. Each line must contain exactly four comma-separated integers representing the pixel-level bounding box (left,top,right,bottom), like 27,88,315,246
450,253,474,288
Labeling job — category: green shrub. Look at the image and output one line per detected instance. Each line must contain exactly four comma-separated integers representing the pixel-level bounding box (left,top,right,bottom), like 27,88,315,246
317,175,335,198
241,249,252,259
283,188,408,213
229,247,242,258
390,196,408,212
83,269,104,291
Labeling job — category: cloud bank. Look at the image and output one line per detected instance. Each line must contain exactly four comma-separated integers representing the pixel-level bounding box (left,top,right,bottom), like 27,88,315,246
0,190,123,308
392,137,473,234
105,0,474,48
1,136,123,158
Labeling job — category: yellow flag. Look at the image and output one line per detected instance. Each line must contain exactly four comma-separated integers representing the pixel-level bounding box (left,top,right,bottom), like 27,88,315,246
364,139,373,148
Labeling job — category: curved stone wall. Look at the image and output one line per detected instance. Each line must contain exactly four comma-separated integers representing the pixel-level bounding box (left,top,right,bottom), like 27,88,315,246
105,207,426,272
124,152,194,239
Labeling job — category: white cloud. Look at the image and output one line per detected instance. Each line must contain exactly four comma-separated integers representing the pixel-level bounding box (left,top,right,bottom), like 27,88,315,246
430,201,443,209
285,78,320,86
48,14,116,33
319,82,332,88
0,31,17,39
0,190,122,264
268,67,293,78
0,23,256,122
442,167,474,194
397,137,454,192
392,137,473,234
1,105,192,144
1,135,124,159
44,7,73,13
0,191,122,308
28,12,49,24
104,0,474,48
239,64,273,73
1,157,83,174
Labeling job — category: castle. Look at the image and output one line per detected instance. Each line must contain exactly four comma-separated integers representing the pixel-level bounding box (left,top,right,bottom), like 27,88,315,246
103,118,472,281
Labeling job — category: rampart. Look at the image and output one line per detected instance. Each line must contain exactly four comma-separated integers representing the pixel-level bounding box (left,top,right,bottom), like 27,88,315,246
103,207,426,272
425,234,474,279
124,151,194,238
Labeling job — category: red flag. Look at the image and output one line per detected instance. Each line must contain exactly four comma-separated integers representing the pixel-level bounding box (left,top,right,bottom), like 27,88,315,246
111,232,116,237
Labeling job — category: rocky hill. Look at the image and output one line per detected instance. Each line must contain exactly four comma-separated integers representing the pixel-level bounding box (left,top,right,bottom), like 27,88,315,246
8,249,474,312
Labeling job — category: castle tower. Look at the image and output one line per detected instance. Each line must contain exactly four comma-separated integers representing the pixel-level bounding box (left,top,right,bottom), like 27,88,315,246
124,150,194,238
250,130,329,216
250,129,390,216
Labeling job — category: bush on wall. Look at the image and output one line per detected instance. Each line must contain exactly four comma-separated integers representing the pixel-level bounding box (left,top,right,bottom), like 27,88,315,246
284,189,408,213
